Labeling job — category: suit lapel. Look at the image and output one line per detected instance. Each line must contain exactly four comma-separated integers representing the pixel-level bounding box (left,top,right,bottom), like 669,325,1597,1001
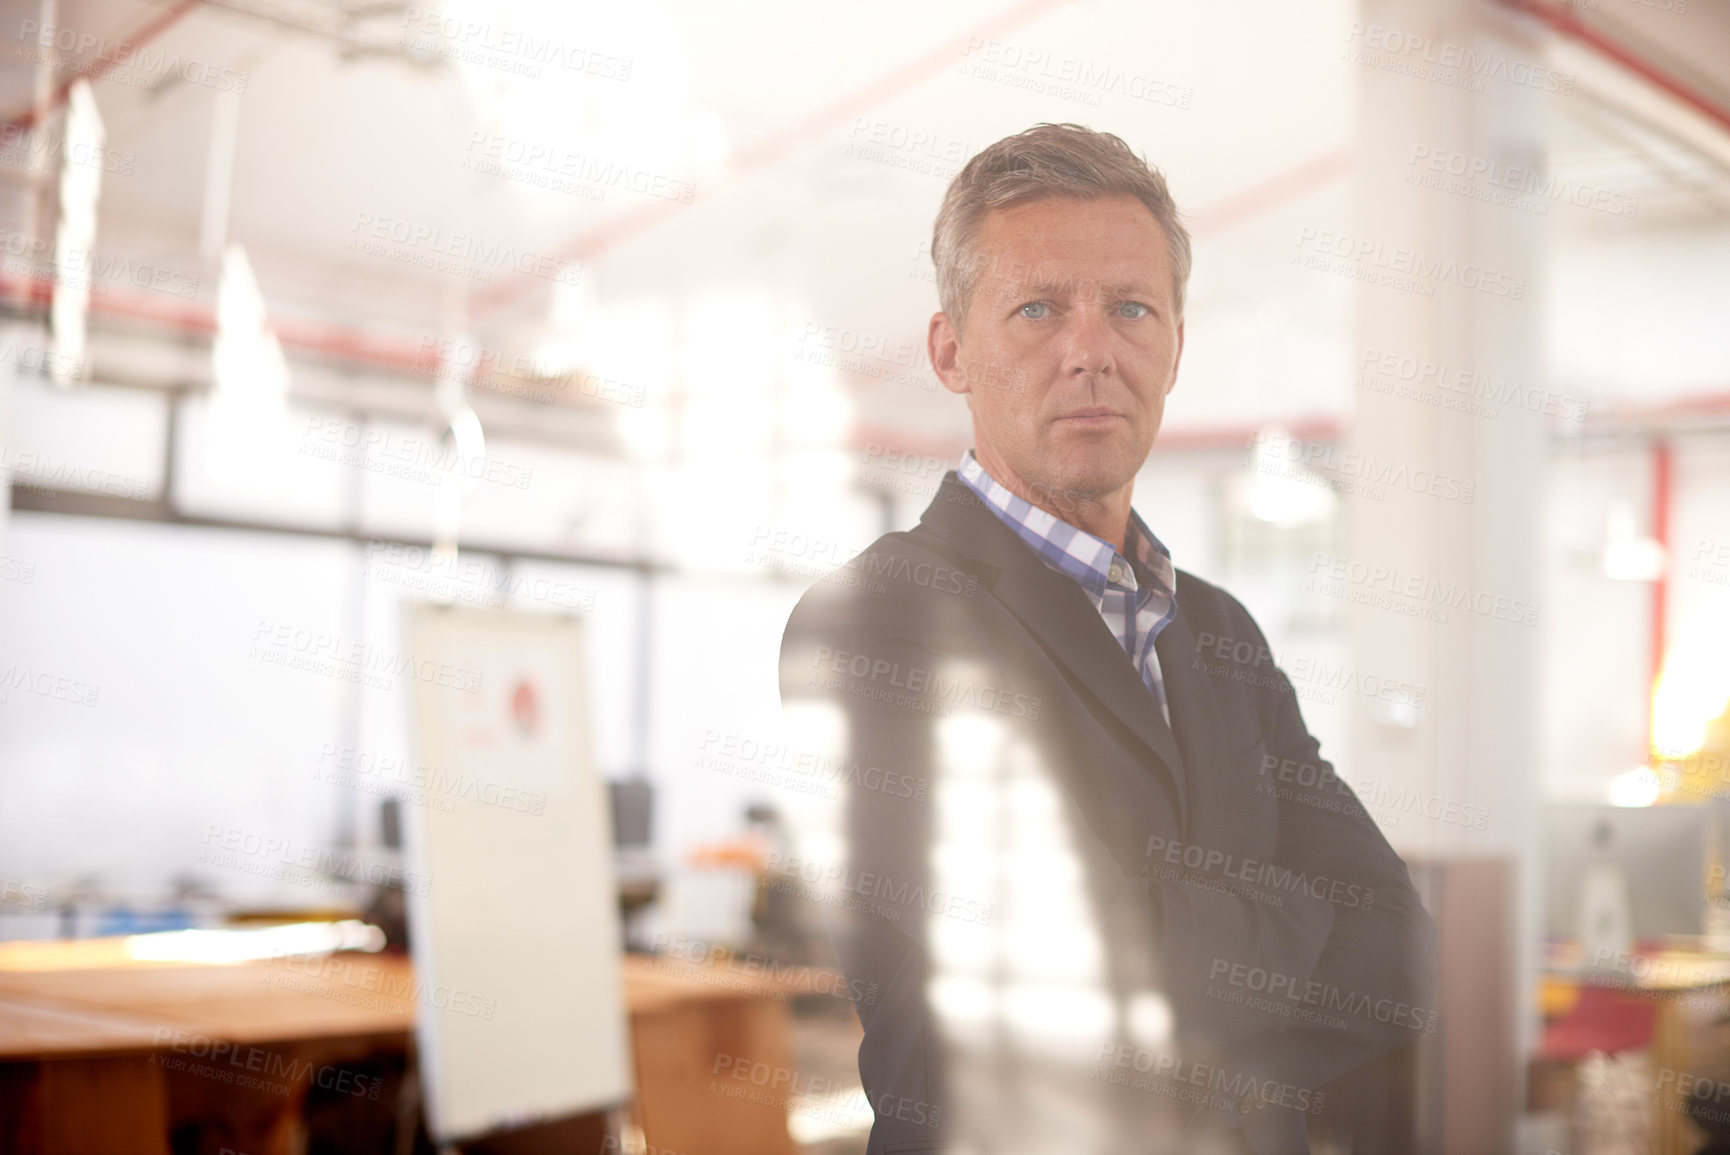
917,475,1188,817
1154,606,1231,801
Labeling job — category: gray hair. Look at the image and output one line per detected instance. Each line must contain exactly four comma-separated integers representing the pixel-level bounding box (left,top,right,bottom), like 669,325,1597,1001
930,123,1191,333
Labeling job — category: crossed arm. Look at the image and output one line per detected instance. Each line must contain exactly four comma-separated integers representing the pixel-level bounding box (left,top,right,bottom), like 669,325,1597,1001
779,578,1437,1149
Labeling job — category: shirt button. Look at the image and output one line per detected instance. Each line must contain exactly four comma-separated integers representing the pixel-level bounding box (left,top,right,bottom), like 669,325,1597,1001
1108,563,1126,584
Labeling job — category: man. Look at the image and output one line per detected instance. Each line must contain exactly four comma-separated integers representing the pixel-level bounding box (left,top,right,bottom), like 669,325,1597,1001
779,124,1435,1154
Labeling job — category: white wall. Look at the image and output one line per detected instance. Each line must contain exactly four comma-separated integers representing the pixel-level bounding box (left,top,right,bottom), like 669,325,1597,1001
1540,446,1655,800
8,423,1730,940
0,515,356,911
0,510,655,928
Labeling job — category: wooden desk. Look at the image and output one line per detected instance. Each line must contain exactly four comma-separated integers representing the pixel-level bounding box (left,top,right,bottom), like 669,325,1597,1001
0,939,806,1155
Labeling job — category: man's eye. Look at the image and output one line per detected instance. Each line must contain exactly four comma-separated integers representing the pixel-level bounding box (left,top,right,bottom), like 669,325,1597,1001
1018,302,1051,320
1117,301,1150,319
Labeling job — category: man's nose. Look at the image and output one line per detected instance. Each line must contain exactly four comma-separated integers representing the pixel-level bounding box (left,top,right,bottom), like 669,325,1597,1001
1061,309,1115,379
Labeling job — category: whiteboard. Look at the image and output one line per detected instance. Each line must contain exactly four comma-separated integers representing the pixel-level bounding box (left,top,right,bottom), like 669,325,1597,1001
401,604,632,1141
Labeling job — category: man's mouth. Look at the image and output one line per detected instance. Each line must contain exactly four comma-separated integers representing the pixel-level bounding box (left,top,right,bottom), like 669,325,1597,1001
1054,408,1126,426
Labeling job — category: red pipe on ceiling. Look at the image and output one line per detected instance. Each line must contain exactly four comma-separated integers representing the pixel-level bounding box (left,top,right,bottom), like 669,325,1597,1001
1500,0,1730,137
1648,438,1672,756
1,0,206,134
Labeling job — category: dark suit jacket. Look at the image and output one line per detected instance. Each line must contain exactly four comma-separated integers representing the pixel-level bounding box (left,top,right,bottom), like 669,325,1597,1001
778,474,1436,1155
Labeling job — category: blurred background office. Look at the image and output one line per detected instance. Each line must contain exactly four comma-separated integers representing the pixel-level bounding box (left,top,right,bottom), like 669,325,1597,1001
1,0,1728,1152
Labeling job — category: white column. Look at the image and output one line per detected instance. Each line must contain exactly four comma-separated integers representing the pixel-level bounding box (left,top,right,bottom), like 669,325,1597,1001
1346,1,1549,1149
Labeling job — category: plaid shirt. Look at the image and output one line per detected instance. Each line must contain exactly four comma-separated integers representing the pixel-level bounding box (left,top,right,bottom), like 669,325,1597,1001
957,452,1179,725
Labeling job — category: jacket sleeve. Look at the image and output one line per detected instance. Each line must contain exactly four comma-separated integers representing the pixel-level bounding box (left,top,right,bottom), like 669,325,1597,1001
1217,590,1440,1098
778,578,960,1154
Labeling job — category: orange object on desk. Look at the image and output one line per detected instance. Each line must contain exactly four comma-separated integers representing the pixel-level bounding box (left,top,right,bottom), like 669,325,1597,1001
684,836,771,871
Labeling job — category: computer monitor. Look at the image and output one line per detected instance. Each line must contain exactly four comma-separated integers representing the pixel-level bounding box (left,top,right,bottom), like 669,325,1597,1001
1543,803,1713,940
610,779,653,849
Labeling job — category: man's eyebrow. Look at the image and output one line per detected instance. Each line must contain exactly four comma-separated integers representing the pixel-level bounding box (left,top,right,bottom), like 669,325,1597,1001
1015,278,1163,298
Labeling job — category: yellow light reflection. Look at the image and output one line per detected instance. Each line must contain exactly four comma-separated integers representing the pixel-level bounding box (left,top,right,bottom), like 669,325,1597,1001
123,919,385,965
1652,605,1730,762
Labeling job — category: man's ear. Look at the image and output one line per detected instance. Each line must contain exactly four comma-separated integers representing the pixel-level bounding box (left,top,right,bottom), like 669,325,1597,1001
1167,318,1185,397
929,312,968,396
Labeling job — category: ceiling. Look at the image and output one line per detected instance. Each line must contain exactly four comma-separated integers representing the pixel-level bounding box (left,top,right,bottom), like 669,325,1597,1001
1,0,1726,455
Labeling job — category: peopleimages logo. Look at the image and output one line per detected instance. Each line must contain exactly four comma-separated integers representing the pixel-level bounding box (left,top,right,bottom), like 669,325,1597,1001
0,339,85,382
462,132,694,203
1207,957,1439,1034
200,824,432,895
1294,227,1527,299
0,228,201,300
707,1053,889,1127
14,18,251,93
808,646,1036,719
1344,22,1576,95
313,742,547,815
792,322,932,392
1,879,49,911
696,729,929,803
958,37,1193,109
1356,347,1589,423
1096,1044,1326,1115
346,212,583,287
302,417,534,491
152,1029,382,1099
1143,835,1375,911
399,7,633,81
1305,553,1540,627
765,851,994,926
0,665,100,708
652,933,879,1005
266,951,497,1019
249,619,484,693
1259,755,1491,833
1253,428,1477,505
0,122,134,176
1192,630,1427,708
846,117,973,180
1407,144,1639,220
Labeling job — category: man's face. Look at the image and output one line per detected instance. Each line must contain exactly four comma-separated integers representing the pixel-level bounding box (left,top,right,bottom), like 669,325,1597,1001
929,195,1184,511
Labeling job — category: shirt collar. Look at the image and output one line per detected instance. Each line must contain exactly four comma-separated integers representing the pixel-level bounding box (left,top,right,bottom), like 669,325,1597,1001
955,451,1174,605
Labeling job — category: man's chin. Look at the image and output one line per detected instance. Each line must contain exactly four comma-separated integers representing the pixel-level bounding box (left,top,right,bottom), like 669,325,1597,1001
1023,467,1132,513
1042,433,1144,473
1041,452,1138,494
